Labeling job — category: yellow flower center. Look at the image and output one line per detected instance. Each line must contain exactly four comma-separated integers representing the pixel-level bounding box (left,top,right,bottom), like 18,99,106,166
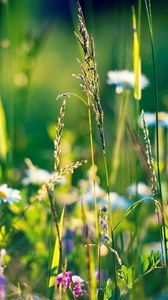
0,191,7,199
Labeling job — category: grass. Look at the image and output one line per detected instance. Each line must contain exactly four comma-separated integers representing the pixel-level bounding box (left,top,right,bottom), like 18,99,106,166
0,0,168,299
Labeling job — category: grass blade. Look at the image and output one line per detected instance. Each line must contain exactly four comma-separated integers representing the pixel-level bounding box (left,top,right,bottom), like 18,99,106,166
113,197,154,231
0,98,8,161
48,206,65,299
132,6,141,100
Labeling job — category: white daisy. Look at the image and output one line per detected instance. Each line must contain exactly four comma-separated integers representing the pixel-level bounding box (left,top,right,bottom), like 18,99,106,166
22,168,52,185
22,159,66,186
0,184,21,204
107,70,149,94
139,112,168,128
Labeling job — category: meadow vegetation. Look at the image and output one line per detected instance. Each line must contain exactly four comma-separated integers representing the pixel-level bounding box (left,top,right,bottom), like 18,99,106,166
0,0,168,299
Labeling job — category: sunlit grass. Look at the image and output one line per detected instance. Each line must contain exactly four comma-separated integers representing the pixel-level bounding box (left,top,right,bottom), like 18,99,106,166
0,0,168,299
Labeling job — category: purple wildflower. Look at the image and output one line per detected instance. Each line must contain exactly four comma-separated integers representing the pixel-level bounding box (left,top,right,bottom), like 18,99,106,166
56,271,72,289
72,275,85,298
95,269,106,283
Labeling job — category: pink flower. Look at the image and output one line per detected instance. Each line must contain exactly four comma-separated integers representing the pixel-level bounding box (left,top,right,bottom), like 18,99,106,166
56,272,86,298
56,271,72,290
72,275,85,298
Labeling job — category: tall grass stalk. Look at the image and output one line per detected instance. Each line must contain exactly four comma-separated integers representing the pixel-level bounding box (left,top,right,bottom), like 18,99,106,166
81,198,96,300
86,94,97,300
144,0,168,270
133,1,141,262
87,94,99,237
74,1,119,297
141,110,166,278
47,188,64,270
111,90,129,186
103,152,118,299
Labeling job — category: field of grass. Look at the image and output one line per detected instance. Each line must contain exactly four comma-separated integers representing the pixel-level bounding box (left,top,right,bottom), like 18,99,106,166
0,0,168,299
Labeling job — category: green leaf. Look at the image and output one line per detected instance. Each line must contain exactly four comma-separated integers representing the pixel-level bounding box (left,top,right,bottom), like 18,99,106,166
142,257,150,273
0,98,8,160
120,265,128,284
154,250,160,263
48,206,65,299
105,279,113,299
137,255,143,274
149,250,156,267
127,267,135,288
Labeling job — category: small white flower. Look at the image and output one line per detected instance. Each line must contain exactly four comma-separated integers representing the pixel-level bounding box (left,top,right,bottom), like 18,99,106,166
0,184,21,204
0,249,7,267
0,249,6,257
22,159,66,186
107,70,149,93
127,182,151,197
99,192,131,210
139,112,168,128
22,168,52,185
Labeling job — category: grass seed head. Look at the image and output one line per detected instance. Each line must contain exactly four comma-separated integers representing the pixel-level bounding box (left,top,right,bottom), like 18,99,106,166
141,110,158,197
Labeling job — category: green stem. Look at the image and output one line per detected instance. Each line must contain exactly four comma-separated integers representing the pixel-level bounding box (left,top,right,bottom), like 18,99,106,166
47,188,64,271
87,94,97,300
103,152,118,300
81,198,95,300
144,0,168,270
87,94,98,237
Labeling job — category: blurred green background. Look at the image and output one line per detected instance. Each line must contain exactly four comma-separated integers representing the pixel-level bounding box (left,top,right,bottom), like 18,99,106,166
0,1,168,298
1,0,168,181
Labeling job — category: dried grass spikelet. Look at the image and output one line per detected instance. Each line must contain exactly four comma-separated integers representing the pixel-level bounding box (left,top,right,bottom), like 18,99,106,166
54,99,66,171
36,99,87,201
74,1,105,152
60,160,87,176
36,172,62,201
37,161,87,201
75,0,89,56
109,247,122,266
141,110,158,197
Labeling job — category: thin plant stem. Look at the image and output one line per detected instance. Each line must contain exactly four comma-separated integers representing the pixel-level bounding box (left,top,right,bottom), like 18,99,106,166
47,188,64,271
111,90,130,186
47,215,54,289
135,101,141,262
103,152,118,300
69,92,87,105
86,94,97,300
87,94,99,237
98,243,101,289
138,0,142,39
57,92,87,106
81,198,95,300
144,0,168,270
